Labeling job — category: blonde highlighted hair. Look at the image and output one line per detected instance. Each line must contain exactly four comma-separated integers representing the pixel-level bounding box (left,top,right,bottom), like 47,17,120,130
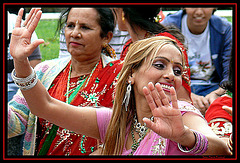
102,36,184,155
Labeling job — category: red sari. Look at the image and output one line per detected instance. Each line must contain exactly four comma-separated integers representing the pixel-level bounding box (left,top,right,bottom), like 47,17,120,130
37,58,123,155
205,95,232,138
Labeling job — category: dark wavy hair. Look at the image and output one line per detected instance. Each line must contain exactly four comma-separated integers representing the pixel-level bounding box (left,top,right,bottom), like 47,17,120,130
123,7,166,34
56,7,115,38
122,7,185,45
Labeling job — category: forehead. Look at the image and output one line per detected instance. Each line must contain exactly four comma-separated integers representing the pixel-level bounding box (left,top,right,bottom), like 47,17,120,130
147,43,183,63
141,43,183,70
156,44,182,60
67,8,99,22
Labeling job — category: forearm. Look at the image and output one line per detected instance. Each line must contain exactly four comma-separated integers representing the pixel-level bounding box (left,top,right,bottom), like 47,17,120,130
203,135,231,155
13,58,53,117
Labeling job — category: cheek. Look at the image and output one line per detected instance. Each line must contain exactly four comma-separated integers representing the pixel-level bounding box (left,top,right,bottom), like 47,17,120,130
64,30,71,44
175,77,182,91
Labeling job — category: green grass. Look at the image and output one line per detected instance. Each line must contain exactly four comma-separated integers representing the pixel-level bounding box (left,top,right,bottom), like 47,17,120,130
35,20,60,61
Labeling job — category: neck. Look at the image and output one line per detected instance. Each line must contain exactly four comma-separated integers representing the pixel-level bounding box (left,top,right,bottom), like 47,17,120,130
70,55,100,78
126,24,148,42
134,95,152,125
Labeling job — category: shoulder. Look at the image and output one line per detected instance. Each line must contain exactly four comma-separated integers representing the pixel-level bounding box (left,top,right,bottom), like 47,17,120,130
34,57,70,79
210,15,232,35
161,10,184,28
177,101,203,118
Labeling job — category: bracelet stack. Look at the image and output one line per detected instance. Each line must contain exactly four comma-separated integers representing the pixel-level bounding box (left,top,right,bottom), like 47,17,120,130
11,67,38,91
178,129,208,155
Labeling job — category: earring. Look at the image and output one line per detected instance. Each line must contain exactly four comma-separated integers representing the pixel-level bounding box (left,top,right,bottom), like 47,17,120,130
122,81,132,112
122,12,125,24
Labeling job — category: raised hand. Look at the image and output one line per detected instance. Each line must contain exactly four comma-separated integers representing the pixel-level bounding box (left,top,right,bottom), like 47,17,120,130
10,8,44,61
142,82,188,143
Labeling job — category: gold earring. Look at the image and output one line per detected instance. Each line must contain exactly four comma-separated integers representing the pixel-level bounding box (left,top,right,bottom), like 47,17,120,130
122,13,125,24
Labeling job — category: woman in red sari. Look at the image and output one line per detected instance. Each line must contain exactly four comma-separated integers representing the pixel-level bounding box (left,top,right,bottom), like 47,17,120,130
113,7,192,103
8,8,122,156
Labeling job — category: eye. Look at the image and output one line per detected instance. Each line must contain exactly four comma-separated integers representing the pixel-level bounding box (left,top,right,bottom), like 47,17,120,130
152,61,166,70
173,66,182,76
81,25,91,30
66,23,75,29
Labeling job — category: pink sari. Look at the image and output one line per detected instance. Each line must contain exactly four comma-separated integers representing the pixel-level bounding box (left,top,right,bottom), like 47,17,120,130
97,101,203,155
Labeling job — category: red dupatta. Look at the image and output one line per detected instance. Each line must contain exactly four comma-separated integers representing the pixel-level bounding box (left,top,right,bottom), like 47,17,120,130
37,58,123,155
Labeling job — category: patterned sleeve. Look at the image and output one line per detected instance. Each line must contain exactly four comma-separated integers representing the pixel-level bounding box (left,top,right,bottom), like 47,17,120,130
7,62,50,138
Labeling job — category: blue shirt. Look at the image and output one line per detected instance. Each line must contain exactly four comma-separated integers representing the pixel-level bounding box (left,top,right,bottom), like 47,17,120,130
162,10,232,86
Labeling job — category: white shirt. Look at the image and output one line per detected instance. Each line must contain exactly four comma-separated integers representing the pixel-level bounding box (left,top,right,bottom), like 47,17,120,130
181,14,215,84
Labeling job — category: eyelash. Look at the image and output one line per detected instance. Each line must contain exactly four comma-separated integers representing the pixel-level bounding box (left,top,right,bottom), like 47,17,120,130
152,61,182,76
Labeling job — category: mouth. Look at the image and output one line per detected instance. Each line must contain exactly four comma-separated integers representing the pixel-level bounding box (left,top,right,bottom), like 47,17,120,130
193,16,205,22
159,82,174,93
70,41,84,47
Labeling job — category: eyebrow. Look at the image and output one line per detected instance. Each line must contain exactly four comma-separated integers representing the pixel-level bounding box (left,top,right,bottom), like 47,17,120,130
154,56,183,67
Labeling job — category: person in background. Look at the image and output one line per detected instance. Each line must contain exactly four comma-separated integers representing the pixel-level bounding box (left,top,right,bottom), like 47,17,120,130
7,8,42,156
162,8,232,114
109,24,130,59
59,22,130,60
8,8,122,156
205,53,233,154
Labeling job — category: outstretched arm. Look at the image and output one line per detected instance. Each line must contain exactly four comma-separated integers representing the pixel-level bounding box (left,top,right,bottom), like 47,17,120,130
10,8,100,139
143,82,231,155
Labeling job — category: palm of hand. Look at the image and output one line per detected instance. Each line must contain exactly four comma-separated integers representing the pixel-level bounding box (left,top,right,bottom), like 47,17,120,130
143,82,186,142
9,8,44,61
151,102,184,141
10,27,32,59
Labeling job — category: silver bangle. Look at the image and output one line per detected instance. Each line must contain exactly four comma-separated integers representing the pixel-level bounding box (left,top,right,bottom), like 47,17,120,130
11,67,38,90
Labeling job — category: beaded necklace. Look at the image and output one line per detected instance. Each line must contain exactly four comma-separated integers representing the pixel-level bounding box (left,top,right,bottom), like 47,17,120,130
38,60,100,155
66,61,99,104
129,114,154,155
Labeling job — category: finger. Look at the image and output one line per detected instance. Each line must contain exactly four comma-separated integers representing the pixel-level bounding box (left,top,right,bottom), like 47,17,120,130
155,83,170,106
24,8,36,27
27,10,42,35
148,82,162,107
15,8,24,28
170,87,178,109
222,105,232,116
30,39,45,50
26,8,41,28
143,86,157,112
143,117,159,133
24,39,45,56
202,97,210,109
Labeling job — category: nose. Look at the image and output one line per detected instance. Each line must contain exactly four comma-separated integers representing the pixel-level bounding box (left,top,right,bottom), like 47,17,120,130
70,26,81,38
194,8,204,16
163,70,175,83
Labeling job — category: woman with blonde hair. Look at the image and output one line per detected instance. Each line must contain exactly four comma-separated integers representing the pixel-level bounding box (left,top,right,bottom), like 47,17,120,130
10,9,230,155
